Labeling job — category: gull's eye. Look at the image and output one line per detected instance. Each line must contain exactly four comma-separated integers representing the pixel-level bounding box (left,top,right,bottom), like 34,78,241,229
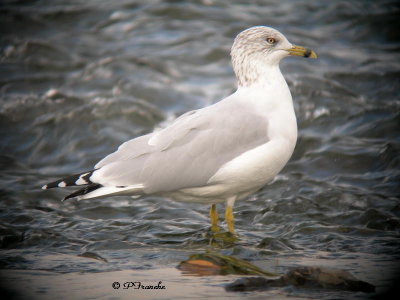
266,38,276,44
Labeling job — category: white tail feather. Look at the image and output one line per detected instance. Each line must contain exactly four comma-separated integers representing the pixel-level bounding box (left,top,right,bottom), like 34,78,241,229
76,185,144,200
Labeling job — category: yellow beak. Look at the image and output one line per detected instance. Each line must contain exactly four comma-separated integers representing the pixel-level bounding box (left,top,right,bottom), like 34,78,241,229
287,45,317,58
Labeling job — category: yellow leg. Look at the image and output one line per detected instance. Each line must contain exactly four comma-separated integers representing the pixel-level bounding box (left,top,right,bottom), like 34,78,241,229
225,205,235,233
209,204,219,232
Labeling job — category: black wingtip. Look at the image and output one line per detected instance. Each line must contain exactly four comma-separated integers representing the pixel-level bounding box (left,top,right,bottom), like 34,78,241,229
62,184,102,201
43,170,96,190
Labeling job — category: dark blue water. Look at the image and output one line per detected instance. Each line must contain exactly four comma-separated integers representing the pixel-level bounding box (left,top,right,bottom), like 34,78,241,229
1,0,399,299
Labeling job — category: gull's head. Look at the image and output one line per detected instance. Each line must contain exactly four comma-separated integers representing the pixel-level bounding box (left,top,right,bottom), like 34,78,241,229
231,26,317,87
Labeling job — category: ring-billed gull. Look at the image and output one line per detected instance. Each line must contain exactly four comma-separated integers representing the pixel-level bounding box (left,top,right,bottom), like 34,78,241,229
42,26,317,233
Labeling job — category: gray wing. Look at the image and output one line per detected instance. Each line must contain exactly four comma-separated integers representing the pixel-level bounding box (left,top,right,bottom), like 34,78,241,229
95,134,152,168
93,99,269,194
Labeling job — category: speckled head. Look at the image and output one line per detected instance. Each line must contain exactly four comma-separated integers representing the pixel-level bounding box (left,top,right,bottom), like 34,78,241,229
231,26,317,87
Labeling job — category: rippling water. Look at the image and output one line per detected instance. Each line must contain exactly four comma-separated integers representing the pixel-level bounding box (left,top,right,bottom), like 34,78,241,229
1,0,399,299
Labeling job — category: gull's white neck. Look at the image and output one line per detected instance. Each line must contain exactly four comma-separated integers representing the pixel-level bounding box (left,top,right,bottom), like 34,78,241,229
234,63,297,146
236,64,293,107
236,62,285,88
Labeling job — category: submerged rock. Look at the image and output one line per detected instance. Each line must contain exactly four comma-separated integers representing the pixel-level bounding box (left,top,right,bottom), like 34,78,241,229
282,266,375,292
225,276,281,292
78,251,108,263
177,251,277,277
178,252,375,293
226,266,375,293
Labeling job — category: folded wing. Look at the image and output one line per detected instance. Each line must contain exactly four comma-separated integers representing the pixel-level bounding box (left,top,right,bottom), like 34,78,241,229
91,99,269,195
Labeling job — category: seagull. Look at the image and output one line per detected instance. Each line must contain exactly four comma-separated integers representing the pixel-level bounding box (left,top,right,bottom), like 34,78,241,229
42,26,317,233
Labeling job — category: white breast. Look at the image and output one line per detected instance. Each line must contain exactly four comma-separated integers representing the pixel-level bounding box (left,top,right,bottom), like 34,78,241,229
207,78,298,198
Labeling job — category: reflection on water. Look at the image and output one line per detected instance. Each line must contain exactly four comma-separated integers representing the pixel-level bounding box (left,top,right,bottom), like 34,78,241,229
0,0,399,299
